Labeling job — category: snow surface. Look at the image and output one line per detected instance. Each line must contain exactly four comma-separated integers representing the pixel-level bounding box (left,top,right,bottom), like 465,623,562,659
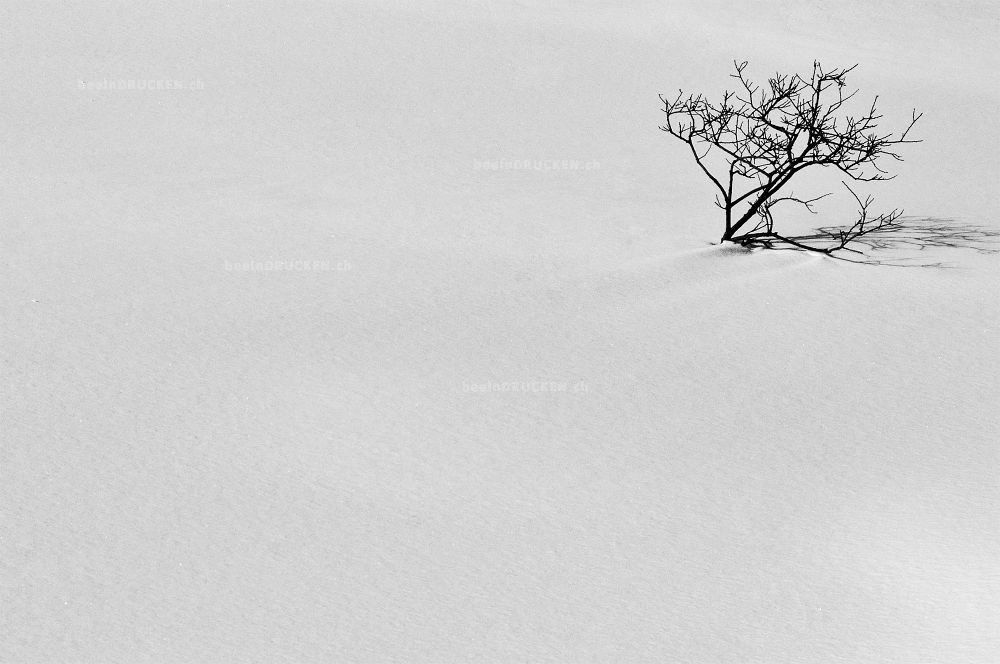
2,1,998,661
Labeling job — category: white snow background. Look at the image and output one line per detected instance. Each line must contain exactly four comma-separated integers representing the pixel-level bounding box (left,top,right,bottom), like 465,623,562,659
2,1,998,662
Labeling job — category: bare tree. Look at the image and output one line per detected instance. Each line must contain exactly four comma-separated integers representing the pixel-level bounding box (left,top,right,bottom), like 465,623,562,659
659,61,922,252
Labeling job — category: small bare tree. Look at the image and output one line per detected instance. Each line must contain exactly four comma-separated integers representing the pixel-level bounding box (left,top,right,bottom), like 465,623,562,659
660,61,922,252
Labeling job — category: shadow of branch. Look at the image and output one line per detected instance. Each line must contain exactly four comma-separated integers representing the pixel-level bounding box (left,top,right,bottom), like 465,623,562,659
765,217,1000,267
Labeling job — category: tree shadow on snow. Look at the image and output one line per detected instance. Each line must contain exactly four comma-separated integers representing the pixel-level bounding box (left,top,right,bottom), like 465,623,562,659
757,217,1000,267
